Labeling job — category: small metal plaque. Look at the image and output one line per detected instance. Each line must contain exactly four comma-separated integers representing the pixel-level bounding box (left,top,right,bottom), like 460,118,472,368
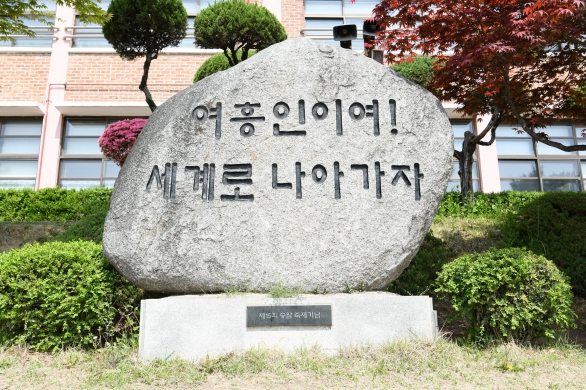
247,305,332,327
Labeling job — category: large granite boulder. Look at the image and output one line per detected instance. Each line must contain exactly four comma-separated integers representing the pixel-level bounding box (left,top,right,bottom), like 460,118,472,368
103,38,453,293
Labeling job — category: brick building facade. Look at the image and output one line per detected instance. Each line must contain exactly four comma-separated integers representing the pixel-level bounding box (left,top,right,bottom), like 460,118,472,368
1,0,584,192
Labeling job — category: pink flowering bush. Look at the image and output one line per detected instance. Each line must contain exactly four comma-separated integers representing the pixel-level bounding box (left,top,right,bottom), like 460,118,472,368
98,118,147,167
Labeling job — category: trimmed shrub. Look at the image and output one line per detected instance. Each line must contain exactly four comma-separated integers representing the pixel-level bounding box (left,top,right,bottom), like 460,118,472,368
500,191,586,295
102,0,188,111
0,188,112,222
194,50,255,83
0,241,142,351
194,0,286,66
388,231,456,296
99,118,147,167
103,0,187,61
390,56,437,88
435,248,576,344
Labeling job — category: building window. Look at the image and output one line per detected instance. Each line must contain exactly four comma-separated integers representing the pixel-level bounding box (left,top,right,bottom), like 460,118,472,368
499,160,540,191
496,122,586,192
495,124,535,156
0,3,56,48
59,159,120,189
579,126,586,155
73,1,204,48
72,0,111,48
0,118,42,189
178,16,197,48
72,15,110,48
447,119,480,192
582,161,586,191
304,0,379,49
180,0,213,48
59,118,127,189
540,160,581,192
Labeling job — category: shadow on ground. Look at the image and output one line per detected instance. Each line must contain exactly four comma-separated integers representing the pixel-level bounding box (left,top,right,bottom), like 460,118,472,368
435,296,586,347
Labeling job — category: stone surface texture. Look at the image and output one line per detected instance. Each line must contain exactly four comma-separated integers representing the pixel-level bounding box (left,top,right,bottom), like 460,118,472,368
139,293,437,360
103,38,453,293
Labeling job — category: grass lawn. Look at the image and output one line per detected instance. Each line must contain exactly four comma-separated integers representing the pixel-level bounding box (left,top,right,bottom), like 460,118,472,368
0,339,585,389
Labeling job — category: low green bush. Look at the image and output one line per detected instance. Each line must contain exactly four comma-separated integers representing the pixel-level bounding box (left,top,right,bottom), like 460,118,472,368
0,241,142,351
388,231,456,296
390,56,437,88
500,192,586,296
193,50,255,83
435,248,576,344
0,188,112,222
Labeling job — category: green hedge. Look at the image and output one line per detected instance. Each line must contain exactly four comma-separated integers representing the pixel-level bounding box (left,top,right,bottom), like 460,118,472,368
0,188,544,222
436,191,563,219
0,188,586,222
0,241,142,351
2,188,566,222
0,188,112,222
500,192,586,296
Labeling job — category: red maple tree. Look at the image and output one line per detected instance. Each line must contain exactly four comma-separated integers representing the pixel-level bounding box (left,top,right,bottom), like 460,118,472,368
373,0,586,200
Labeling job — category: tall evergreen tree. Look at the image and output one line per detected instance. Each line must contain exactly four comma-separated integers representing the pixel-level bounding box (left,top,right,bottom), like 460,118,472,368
103,0,187,111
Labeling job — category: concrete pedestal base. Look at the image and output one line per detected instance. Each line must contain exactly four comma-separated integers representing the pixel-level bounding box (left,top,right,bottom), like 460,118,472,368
139,292,437,361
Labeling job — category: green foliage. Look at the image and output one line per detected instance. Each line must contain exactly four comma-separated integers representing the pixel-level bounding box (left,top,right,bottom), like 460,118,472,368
388,231,456,296
435,248,576,344
194,0,287,66
0,241,142,351
500,192,586,296
194,50,255,83
390,57,437,88
0,188,112,222
103,0,187,60
344,283,353,294
56,0,110,24
50,201,110,244
436,191,545,219
565,85,586,111
1,0,108,42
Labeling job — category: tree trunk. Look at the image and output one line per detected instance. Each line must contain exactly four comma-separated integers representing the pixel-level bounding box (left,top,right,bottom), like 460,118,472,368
139,52,157,112
454,130,477,203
